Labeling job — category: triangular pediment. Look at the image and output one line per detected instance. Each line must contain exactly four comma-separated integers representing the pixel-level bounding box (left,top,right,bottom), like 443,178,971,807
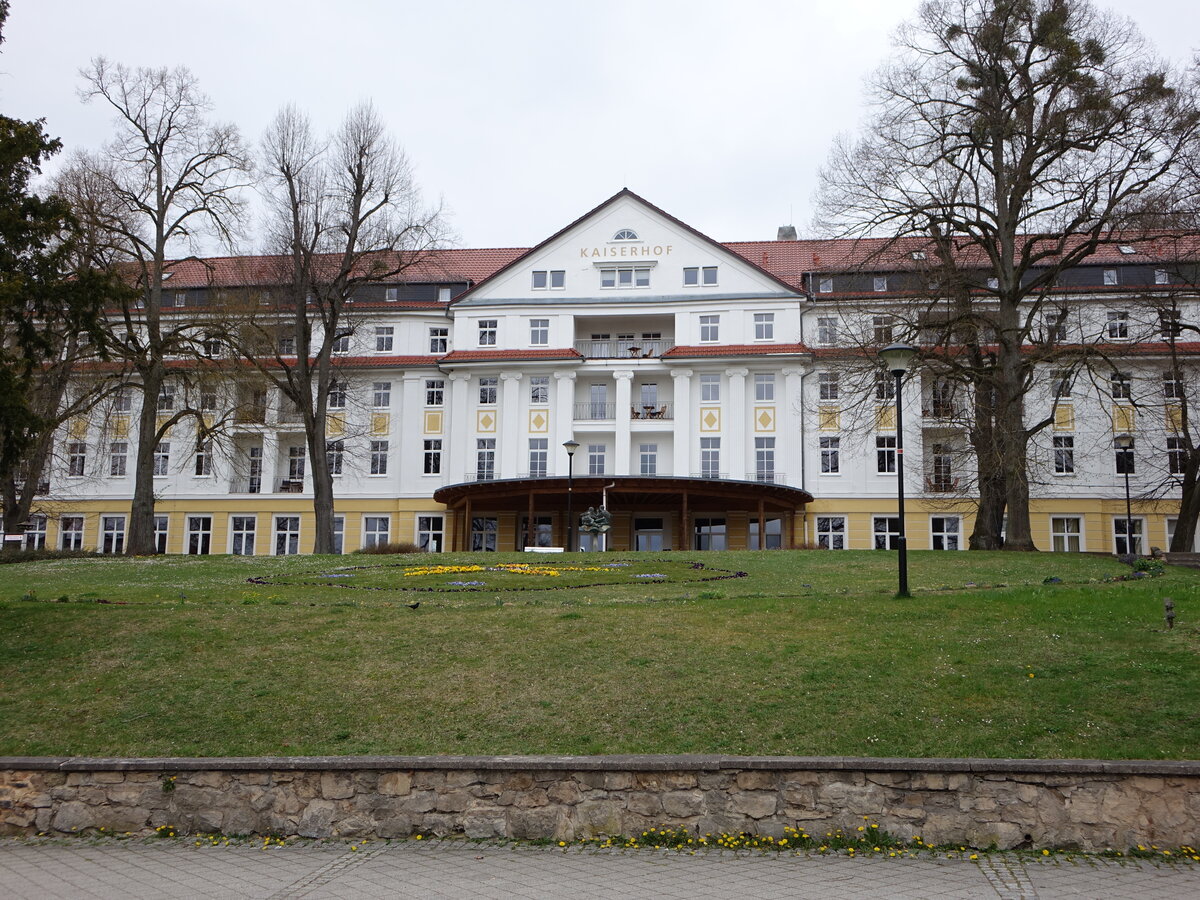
452,189,800,306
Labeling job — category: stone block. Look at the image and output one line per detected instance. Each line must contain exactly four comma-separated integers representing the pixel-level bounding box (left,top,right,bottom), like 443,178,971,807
731,791,777,819
221,809,263,836
445,770,478,788
332,813,375,838
735,771,776,791
378,773,413,797
1130,776,1165,793
576,800,623,834
417,813,459,835
626,792,661,818
399,791,437,814
661,790,704,818
697,773,733,791
437,791,471,813
783,786,815,808
296,800,336,838
603,773,634,791
93,772,125,785
187,772,225,789
376,814,414,839
513,789,549,809
547,781,582,805
320,773,354,800
52,801,96,833
501,773,535,791
462,811,506,839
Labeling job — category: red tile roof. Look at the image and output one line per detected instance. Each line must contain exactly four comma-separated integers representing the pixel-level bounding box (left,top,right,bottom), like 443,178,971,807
440,348,583,363
664,343,812,359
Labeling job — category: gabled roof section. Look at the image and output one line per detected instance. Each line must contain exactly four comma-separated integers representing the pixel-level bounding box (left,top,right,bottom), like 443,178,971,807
450,189,803,305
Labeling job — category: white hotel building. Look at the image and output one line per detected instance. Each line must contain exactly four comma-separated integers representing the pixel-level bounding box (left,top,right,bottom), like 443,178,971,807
26,190,1199,555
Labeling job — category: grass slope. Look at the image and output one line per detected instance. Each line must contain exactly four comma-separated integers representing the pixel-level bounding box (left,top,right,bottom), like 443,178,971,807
1,550,1197,759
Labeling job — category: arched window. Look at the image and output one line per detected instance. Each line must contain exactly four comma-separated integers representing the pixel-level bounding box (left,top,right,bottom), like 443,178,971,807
612,229,639,241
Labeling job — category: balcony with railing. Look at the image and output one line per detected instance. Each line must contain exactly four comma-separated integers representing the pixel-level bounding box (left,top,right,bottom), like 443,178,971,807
925,475,960,493
228,477,265,494
574,401,616,421
573,338,675,359
690,470,729,480
746,471,787,484
921,401,960,420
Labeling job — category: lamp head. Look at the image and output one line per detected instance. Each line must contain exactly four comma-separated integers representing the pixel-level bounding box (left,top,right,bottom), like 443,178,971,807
879,343,918,376
562,439,580,456
1114,433,1134,450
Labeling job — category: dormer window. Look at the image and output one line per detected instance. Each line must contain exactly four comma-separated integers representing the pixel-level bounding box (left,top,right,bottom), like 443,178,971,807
612,229,639,241
532,270,565,290
910,251,926,260
683,266,718,287
1118,245,1137,255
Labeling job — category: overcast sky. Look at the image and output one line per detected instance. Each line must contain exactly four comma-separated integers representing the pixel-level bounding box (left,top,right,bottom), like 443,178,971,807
3,0,1196,251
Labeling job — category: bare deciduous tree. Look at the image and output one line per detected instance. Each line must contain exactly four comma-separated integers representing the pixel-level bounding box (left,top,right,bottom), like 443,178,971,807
816,0,1200,550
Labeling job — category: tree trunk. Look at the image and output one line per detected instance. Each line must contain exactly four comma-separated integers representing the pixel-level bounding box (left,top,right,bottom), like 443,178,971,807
1170,456,1200,552
999,395,1036,551
306,419,335,555
968,390,1005,549
126,366,163,555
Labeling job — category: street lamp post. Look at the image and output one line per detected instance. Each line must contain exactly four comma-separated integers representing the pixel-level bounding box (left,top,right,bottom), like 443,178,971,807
1115,433,1136,556
879,343,918,598
563,440,579,552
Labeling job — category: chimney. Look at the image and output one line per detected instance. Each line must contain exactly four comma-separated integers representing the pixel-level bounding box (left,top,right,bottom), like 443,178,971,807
777,225,798,241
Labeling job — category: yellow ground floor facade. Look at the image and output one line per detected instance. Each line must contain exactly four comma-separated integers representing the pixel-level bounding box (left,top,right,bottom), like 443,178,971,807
17,495,1188,555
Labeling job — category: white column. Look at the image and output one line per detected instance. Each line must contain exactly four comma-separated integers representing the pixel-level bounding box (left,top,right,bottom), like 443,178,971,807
500,372,522,478
447,372,471,482
671,368,693,477
260,433,279,494
554,370,577,474
401,375,423,491
613,369,634,475
782,367,804,488
726,367,748,480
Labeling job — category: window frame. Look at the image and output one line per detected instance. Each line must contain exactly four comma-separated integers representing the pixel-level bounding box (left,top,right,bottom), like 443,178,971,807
816,515,846,549
699,314,720,343
753,312,774,341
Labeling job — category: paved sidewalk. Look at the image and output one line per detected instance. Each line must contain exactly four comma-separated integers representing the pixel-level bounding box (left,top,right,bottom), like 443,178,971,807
2,839,1198,899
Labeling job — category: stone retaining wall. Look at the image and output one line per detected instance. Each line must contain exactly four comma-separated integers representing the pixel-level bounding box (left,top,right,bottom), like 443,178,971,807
1,756,1196,851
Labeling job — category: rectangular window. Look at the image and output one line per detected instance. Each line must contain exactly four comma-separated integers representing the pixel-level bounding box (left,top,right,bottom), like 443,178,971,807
818,372,839,401
1160,308,1182,338
693,517,727,551
639,443,658,476
154,515,169,554
1051,516,1082,553
531,269,565,290
529,318,549,346
1111,373,1131,400
287,445,306,481
816,515,846,550
471,516,498,552
873,316,893,344
530,375,549,404
1168,437,1188,475
372,381,391,407
478,319,497,346
231,515,256,555
1164,370,1184,400
754,374,775,402
873,516,901,550
1116,439,1135,475
700,374,720,403
1106,311,1129,340
1051,370,1073,398
754,437,775,481
931,516,960,551
330,332,350,354
278,335,295,355
375,326,394,352
425,378,444,406
600,266,651,288
327,379,347,409
326,440,344,476
23,514,47,550
385,286,399,302
1053,436,1075,474
417,515,444,552
65,441,86,477
476,438,496,480
1044,309,1069,342
1155,268,1170,285
702,266,718,285
109,441,127,477
424,439,442,474
332,516,344,555
876,436,897,474
528,438,548,477
873,275,888,292
363,516,390,549
100,515,126,554
370,440,389,475
817,317,838,344
174,291,186,307
875,372,895,401
1103,268,1119,286
203,332,221,357
200,388,218,411
699,315,720,343
588,443,606,476
820,436,840,474
60,515,84,550
429,327,448,353
818,276,833,293
1113,517,1143,555
700,437,721,478
478,377,497,405
152,442,169,476
113,388,132,412
187,515,213,555
754,313,774,340
194,441,212,476
274,516,300,556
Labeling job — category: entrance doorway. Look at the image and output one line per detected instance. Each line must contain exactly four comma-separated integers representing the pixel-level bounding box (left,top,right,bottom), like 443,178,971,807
634,517,664,551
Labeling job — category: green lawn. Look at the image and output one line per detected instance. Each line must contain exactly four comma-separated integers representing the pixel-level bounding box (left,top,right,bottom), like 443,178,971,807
1,550,1197,760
